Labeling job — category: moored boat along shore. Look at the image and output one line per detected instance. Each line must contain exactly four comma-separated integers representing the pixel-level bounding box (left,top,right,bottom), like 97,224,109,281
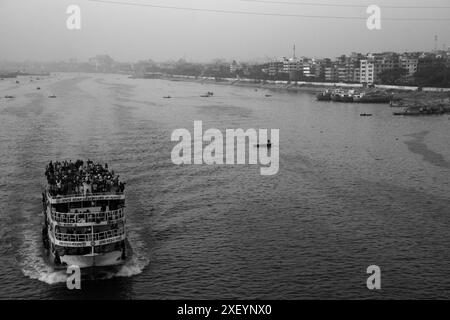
315,88,450,114
390,91,450,115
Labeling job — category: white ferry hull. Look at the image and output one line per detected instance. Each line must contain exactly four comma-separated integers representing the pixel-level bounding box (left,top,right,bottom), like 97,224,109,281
50,250,125,269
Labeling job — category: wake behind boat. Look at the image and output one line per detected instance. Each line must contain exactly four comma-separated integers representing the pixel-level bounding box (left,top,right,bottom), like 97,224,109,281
42,160,130,271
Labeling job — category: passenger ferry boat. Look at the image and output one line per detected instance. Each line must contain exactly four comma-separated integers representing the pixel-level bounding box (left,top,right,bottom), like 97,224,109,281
41,160,129,270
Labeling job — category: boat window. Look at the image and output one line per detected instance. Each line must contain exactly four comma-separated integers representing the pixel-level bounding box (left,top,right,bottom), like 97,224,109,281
94,242,121,253
55,245,91,256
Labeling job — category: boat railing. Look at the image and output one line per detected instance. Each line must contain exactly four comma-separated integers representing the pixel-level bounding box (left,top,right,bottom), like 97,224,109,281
51,208,125,224
55,227,125,242
46,190,125,204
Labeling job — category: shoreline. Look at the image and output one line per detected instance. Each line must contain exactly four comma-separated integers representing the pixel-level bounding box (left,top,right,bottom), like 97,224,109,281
160,75,450,94
164,76,358,93
158,75,450,108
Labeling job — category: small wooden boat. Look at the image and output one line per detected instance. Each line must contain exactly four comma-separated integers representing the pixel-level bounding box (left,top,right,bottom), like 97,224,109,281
201,92,214,98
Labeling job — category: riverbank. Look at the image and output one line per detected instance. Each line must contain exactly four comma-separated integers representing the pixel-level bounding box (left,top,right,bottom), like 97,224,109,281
161,74,450,109
161,74,450,94
391,91,450,110
165,75,358,93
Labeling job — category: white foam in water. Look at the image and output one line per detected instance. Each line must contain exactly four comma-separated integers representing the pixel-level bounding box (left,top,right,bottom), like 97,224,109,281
116,254,149,278
23,267,68,285
20,228,149,283
116,234,150,278
19,229,68,284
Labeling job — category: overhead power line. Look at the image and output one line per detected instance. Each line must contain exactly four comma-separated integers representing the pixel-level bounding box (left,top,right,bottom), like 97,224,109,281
88,0,450,21
241,0,450,9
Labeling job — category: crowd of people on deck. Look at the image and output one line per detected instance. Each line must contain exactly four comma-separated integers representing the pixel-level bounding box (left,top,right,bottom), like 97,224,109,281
45,160,125,196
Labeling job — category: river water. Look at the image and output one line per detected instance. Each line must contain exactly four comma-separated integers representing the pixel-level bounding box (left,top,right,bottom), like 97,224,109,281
0,73,449,299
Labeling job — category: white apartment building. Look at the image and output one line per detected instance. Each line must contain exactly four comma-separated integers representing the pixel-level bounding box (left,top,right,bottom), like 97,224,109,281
283,57,302,73
359,59,375,84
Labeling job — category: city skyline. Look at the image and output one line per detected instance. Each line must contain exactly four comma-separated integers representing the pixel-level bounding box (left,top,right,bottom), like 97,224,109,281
1,45,448,65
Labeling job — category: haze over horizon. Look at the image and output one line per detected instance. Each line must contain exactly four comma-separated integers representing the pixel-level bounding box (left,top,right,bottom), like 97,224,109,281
1,0,449,63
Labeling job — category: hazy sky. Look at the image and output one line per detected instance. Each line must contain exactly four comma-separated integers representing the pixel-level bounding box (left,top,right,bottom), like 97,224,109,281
1,0,449,62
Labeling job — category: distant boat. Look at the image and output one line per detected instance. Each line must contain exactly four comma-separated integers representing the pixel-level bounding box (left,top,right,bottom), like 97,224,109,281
360,113,372,117
48,95,57,98
143,72,164,79
353,93,391,104
331,90,353,102
200,91,214,98
37,87,41,90
163,95,171,99
316,91,331,101
393,106,447,116
4,95,14,98
265,94,272,97
318,89,391,104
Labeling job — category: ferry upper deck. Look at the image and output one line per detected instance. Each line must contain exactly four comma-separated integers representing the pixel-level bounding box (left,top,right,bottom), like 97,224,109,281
45,159,125,203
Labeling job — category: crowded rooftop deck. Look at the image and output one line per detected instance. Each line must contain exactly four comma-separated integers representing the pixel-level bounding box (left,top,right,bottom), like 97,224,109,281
45,160,125,197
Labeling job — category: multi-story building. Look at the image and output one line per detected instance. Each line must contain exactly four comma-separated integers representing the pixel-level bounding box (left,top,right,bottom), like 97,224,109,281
282,57,302,74
302,58,316,78
360,59,375,84
399,55,419,77
353,68,361,83
348,53,364,83
312,59,327,80
371,52,400,82
330,54,363,83
324,65,338,82
259,50,443,83
230,60,241,74
268,60,285,76
88,54,115,72
337,65,348,82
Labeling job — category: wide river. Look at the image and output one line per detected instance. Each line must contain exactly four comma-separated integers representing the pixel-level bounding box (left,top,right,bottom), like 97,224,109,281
0,73,449,299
